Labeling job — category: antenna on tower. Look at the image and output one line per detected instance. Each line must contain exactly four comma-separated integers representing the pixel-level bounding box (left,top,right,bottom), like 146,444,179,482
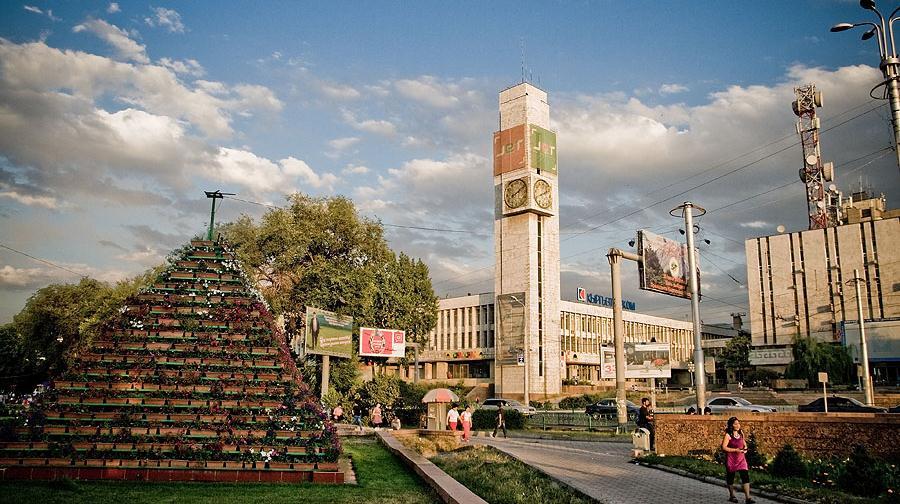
792,84,842,229
520,38,526,83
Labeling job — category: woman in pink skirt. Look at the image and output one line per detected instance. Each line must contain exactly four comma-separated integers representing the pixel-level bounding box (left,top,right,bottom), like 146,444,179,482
721,416,754,503
460,406,473,442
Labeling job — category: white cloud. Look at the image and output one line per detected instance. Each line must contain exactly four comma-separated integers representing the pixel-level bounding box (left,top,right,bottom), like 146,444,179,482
158,57,204,77
341,110,396,136
73,18,149,63
145,7,185,33
342,164,369,175
0,191,59,209
740,221,769,229
107,3,120,14
23,5,59,21
328,137,360,151
318,82,361,100
659,83,689,94
213,149,338,194
394,76,461,108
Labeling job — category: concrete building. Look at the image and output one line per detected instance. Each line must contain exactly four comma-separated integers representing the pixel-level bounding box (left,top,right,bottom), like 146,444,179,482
403,83,699,398
745,213,900,382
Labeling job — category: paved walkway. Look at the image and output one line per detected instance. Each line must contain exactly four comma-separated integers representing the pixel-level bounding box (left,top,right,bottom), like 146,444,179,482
475,437,780,504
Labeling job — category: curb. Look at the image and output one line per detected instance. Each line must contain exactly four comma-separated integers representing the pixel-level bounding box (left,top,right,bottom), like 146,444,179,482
375,431,487,504
636,461,814,504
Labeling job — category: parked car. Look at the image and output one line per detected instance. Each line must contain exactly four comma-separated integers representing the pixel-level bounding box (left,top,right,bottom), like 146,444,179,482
699,396,778,414
798,396,887,413
585,398,639,420
479,398,536,416
888,405,900,414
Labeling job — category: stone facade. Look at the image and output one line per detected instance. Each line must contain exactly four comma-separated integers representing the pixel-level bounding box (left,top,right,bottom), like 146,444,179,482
655,412,900,461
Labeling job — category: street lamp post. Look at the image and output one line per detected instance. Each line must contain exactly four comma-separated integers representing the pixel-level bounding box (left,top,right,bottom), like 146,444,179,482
832,1,900,170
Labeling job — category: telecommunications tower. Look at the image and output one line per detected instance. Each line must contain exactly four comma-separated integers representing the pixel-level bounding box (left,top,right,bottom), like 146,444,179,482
792,84,842,229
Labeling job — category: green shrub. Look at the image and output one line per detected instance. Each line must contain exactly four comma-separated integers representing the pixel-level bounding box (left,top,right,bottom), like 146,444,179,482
770,444,807,478
745,433,766,469
472,408,526,430
838,445,889,497
558,394,602,410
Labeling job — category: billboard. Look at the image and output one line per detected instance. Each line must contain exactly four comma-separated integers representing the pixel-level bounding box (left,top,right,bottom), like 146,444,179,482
496,292,526,365
304,307,353,358
529,125,557,174
359,327,406,358
493,125,527,175
600,342,672,379
638,229,699,300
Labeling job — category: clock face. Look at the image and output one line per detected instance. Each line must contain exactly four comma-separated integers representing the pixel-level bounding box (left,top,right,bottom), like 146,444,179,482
533,179,552,209
504,178,528,209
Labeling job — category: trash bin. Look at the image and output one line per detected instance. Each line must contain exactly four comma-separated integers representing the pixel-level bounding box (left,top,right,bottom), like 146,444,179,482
632,428,650,451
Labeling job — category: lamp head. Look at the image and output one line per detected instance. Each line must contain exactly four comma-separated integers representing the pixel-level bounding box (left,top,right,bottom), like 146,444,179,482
860,0,876,10
862,27,877,40
830,22,855,32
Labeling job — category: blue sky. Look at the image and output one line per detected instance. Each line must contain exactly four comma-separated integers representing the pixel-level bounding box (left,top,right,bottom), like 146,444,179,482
1,1,898,325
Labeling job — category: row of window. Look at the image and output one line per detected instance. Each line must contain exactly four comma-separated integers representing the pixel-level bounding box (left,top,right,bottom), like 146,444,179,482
560,311,693,362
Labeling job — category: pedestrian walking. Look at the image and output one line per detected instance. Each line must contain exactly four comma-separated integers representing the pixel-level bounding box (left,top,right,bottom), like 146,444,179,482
447,404,460,431
722,416,755,504
352,402,363,431
371,403,383,429
460,406,472,442
492,406,507,438
637,397,655,451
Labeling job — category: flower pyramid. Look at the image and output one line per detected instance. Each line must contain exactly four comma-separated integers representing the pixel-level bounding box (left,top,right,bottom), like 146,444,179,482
0,238,343,483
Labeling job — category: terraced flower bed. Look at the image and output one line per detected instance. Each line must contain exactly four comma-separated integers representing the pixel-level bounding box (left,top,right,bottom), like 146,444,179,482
0,239,342,484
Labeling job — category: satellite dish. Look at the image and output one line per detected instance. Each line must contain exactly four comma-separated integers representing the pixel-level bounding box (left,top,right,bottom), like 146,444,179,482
776,225,786,233
817,200,827,209
805,154,819,166
829,184,838,192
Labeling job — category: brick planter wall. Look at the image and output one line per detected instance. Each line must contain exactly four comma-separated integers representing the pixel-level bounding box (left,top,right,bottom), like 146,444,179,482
656,413,900,461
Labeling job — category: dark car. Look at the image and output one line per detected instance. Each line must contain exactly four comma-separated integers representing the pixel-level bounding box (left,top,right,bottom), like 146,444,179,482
887,404,900,413
585,398,640,419
798,396,886,413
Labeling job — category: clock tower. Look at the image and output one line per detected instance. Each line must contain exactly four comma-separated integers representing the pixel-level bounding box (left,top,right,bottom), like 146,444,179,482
493,82,561,400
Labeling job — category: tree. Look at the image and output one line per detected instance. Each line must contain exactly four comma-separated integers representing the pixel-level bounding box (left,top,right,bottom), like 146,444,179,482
785,336,854,386
1,268,161,391
722,334,751,370
220,193,439,360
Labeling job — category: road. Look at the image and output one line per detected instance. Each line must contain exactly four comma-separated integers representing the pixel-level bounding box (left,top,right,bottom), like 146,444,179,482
475,437,780,504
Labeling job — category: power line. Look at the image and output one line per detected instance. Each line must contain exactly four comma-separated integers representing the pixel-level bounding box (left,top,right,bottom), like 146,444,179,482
0,243,84,277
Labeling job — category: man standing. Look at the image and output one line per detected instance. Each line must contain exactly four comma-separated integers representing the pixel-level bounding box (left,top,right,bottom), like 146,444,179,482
637,397,655,451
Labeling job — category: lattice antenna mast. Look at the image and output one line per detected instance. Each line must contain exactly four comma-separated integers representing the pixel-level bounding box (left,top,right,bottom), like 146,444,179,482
792,84,841,229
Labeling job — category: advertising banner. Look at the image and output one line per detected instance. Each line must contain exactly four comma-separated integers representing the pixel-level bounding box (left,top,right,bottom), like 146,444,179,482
359,327,406,358
493,125,526,176
529,125,557,174
600,342,672,379
638,229,699,300
304,307,353,358
497,292,526,365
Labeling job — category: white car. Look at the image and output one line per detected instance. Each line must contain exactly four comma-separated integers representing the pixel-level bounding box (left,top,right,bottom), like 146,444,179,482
698,396,777,414
479,398,536,416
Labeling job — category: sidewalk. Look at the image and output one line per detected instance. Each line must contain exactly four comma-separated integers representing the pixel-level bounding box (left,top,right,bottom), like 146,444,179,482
475,437,781,504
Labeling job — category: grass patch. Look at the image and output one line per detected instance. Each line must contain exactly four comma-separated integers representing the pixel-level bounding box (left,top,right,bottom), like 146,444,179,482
432,445,598,504
639,454,893,504
0,439,438,504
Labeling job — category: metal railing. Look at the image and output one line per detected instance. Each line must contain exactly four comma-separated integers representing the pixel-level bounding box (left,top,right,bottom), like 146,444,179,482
528,410,636,432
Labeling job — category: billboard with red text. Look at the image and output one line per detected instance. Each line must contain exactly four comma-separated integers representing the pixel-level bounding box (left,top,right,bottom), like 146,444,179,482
359,327,406,358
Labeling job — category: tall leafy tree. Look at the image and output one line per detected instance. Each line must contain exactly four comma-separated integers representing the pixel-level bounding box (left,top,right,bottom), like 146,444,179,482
221,193,438,358
722,334,751,370
1,269,161,391
786,336,854,385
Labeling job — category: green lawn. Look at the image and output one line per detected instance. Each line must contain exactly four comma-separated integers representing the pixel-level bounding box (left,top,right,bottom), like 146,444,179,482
0,439,438,504
432,445,598,504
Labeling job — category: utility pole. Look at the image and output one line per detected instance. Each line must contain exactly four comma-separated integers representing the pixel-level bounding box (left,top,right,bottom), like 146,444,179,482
204,190,234,240
608,248,642,430
848,269,875,406
671,202,708,413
